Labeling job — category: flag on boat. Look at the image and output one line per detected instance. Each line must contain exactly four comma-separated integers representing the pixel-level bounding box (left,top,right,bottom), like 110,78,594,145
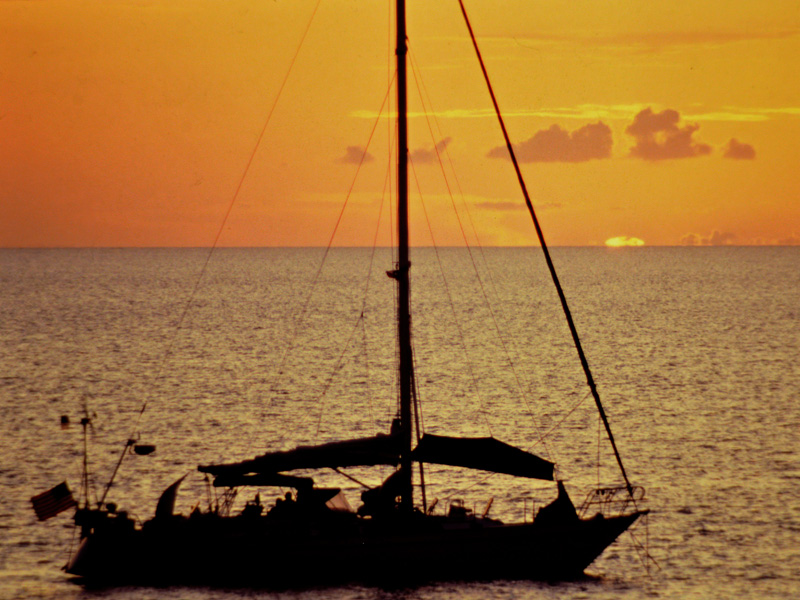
31,482,77,521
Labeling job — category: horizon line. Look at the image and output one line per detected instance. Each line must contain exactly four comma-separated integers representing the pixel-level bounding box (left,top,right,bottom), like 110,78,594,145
2,244,798,250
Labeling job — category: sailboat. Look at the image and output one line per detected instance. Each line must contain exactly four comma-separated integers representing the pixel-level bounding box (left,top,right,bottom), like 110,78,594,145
59,0,648,587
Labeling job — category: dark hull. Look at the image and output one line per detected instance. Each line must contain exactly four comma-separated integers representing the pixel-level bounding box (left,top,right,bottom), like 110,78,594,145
66,510,645,587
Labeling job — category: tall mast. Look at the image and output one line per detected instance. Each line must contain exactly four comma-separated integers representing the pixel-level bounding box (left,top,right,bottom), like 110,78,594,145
395,0,414,511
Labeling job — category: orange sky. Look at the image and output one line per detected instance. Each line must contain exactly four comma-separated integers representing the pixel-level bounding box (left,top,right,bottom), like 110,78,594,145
2,0,799,247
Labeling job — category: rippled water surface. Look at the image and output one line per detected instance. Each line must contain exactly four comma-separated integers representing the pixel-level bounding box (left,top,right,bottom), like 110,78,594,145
1,247,799,599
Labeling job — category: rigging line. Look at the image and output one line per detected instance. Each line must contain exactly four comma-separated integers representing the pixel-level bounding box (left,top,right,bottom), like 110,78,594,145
409,341,429,514
386,0,397,263
332,467,372,490
408,44,495,293
531,390,591,450
404,296,428,511
626,517,660,572
313,311,366,438
123,0,323,446
389,125,397,264
442,469,495,498
412,370,428,513
409,46,536,430
261,74,395,439
408,157,493,436
457,0,634,496
363,154,396,434
597,410,603,486
218,0,323,253
410,343,425,435
408,46,493,268
638,514,660,571
388,122,400,415
408,53,552,458
113,0,321,471
360,316,375,431
411,54,545,443
408,47,477,245
303,77,397,441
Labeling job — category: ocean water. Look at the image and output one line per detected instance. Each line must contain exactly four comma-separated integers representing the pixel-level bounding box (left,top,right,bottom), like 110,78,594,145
1,246,798,599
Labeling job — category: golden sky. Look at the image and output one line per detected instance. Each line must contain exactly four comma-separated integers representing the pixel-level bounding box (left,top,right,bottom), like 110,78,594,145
2,0,799,247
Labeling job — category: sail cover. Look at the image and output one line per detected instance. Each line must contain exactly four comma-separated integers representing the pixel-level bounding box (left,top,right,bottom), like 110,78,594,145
412,434,554,481
199,433,553,481
198,434,401,477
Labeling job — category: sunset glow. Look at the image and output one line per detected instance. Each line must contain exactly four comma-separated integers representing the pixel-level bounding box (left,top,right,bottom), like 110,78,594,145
2,0,799,247
605,237,646,248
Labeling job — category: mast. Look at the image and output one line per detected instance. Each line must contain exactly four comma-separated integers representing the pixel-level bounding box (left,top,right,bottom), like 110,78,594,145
395,0,414,511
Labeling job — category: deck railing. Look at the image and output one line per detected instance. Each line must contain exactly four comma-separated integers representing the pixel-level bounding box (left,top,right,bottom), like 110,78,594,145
578,485,645,518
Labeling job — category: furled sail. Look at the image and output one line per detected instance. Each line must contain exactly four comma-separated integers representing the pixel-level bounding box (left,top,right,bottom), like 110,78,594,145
198,433,401,477
198,433,553,480
412,434,554,481
199,432,553,482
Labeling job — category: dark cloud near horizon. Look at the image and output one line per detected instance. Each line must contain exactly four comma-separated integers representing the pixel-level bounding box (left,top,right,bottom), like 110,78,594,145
626,108,712,160
777,234,800,245
410,138,452,164
338,146,374,165
680,230,737,246
488,122,612,163
723,138,756,160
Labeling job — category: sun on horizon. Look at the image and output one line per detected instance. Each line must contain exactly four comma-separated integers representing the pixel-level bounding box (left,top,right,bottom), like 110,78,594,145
605,236,646,247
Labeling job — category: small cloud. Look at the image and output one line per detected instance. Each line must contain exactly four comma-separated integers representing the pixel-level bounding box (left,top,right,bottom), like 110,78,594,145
626,108,712,160
410,138,452,164
681,230,737,245
723,138,756,160
605,236,645,247
707,230,737,245
475,201,525,211
777,234,800,246
679,233,700,246
488,122,612,163
338,146,374,165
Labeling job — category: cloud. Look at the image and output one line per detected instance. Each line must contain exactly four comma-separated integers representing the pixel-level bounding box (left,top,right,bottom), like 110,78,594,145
723,138,756,160
707,230,737,245
777,234,800,246
475,201,525,211
626,108,712,160
488,122,612,163
680,230,737,246
338,146,374,165
679,233,700,246
409,138,451,164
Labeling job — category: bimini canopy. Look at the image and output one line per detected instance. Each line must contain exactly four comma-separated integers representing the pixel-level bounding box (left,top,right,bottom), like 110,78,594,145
412,434,554,481
210,472,314,490
198,433,401,477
